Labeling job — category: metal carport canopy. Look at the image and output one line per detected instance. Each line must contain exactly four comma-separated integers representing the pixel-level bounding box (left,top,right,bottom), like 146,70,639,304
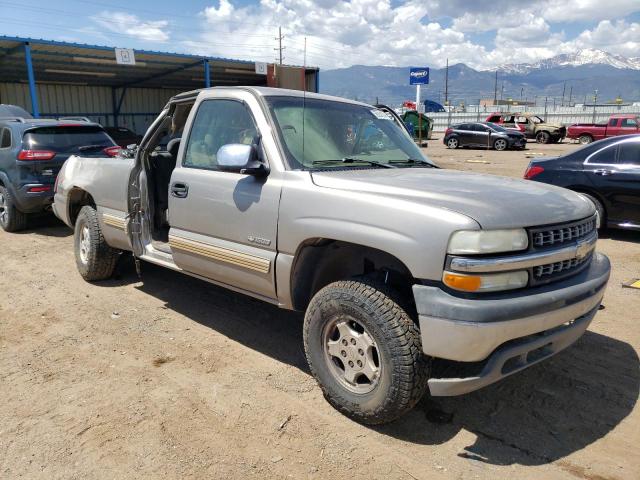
0,35,294,119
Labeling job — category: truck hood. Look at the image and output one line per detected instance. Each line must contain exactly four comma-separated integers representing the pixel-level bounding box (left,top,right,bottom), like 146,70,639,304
310,168,594,229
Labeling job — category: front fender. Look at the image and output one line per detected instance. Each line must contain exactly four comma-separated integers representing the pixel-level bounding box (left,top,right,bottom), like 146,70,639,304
277,172,479,281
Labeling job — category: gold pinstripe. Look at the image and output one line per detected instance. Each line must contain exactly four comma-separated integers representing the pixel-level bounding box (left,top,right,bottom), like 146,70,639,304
102,213,125,230
169,235,271,274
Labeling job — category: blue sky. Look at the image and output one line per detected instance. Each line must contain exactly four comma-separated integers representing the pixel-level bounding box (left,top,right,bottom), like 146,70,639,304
1,0,639,69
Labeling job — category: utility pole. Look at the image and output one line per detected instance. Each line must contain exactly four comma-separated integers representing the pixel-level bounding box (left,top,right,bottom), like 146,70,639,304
561,81,566,107
592,89,598,123
444,58,449,106
493,70,498,106
568,85,573,106
274,27,285,65
500,82,504,101
520,87,524,101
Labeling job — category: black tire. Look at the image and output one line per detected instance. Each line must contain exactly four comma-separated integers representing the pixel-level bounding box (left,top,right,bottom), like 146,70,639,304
0,185,28,232
536,131,551,144
74,205,120,281
446,137,459,149
303,278,430,425
578,134,593,145
581,193,606,230
493,138,508,151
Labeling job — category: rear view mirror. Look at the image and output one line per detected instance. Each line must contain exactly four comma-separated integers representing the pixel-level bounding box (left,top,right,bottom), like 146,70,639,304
217,144,269,177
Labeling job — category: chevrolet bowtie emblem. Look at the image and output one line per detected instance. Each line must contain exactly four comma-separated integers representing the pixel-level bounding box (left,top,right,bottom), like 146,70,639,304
575,238,592,260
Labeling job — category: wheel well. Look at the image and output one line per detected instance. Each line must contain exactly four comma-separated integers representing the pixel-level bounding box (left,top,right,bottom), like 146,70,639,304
290,239,415,312
67,188,96,225
578,132,593,138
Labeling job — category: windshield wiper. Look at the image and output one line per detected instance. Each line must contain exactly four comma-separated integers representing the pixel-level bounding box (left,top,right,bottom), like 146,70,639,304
78,144,111,152
312,157,396,169
389,158,438,168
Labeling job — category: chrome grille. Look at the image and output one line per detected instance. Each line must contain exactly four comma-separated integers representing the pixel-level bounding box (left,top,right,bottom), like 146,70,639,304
532,216,596,248
533,252,592,279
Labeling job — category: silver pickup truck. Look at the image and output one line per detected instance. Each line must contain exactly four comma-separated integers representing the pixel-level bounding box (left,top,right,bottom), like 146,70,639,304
53,87,611,424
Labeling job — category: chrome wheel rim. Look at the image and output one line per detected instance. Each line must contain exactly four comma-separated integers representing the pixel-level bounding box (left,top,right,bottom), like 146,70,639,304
495,139,507,150
322,316,381,394
0,191,7,225
79,225,91,264
447,138,457,148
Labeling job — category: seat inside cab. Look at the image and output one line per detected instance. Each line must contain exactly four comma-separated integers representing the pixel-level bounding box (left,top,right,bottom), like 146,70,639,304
144,102,193,244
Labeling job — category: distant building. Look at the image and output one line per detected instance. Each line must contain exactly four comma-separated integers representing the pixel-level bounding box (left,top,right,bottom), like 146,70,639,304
480,99,536,107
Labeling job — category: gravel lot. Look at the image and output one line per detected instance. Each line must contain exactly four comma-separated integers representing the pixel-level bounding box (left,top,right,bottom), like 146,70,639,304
1,138,639,479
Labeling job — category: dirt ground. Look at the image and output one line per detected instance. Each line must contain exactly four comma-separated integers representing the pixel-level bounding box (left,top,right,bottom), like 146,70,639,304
1,138,639,480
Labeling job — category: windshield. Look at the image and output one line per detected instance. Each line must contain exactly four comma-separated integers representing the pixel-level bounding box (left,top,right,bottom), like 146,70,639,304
266,96,434,169
530,116,544,124
23,126,115,153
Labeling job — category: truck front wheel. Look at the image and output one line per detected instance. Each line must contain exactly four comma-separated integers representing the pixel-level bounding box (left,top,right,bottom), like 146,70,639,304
536,131,551,144
74,205,120,281
303,278,430,424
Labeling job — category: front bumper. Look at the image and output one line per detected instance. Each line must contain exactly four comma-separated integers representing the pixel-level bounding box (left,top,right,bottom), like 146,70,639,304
413,252,610,396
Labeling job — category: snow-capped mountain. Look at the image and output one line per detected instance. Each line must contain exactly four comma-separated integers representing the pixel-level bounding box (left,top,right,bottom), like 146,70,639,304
499,49,640,74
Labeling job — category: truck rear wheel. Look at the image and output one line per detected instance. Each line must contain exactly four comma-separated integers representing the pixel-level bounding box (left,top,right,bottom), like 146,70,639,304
578,134,593,145
0,185,28,232
74,205,119,281
303,278,430,424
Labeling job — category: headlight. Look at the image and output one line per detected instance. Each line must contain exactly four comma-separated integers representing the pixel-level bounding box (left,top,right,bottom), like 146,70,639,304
447,229,528,254
443,270,528,292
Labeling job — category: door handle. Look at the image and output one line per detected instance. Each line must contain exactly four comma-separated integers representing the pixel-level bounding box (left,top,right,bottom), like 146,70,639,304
171,182,189,198
594,169,613,176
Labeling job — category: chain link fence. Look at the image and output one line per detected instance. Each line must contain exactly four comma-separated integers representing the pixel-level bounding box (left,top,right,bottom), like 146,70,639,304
428,105,640,132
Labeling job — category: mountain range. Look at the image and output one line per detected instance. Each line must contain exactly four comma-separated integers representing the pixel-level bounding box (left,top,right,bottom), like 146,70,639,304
319,49,640,107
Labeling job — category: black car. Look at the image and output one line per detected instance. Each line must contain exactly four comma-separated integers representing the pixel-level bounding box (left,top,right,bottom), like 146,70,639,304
525,135,640,230
0,119,119,232
104,126,143,148
443,122,526,151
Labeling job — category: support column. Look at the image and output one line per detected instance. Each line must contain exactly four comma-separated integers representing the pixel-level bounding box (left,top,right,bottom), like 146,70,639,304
314,69,319,93
204,60,211,88
24,43,39,118
111,87,118,127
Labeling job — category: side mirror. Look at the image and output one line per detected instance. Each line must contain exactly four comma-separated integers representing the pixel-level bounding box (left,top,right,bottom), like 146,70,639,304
216,144,269,177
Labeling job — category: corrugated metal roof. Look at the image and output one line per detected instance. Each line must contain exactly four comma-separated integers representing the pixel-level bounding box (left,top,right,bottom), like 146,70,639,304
0,35,301,89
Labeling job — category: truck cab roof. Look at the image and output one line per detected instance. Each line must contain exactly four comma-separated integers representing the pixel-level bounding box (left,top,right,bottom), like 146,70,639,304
170,86,371,108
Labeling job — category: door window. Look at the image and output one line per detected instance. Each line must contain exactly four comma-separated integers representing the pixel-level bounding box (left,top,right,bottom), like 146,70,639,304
587,145,618,165
183,100,258,170
0,128,11,148
617,142,640,165
621,118,638,128
609,118,618,127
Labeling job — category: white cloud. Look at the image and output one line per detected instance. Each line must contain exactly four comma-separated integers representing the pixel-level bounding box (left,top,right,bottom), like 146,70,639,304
87,1,639,71
92,11,170,42
569,20,640,57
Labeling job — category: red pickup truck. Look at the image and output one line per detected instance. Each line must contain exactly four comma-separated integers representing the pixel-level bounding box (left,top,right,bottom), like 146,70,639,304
567,114,640,144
